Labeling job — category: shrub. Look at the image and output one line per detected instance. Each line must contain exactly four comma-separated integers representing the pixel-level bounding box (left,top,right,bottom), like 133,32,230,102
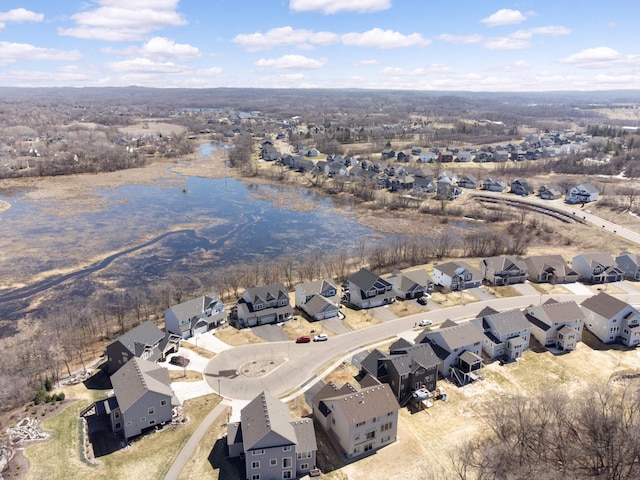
44,378,53,392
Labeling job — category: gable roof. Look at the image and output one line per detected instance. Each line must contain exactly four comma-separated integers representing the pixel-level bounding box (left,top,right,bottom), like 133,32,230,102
420,320,484,351
111,321,166,356
110,357,178,413
525,255,577,277
319,384,399,426
482,308,531,336
296,278,337,298
348,268,392,291
581,292,630,318
481,256,527,272
575,252,616,268
436,261,480,278
166,294,219,321
241,391,297,451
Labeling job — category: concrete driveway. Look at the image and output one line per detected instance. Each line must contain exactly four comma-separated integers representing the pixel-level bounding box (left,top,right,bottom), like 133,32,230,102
467,286,495,301
252,324,288,342
369,304,398,322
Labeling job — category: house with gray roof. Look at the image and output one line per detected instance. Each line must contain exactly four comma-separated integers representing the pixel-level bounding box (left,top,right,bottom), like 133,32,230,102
105,321,180,374
432,261,482,291
524,254,579,284
475,306,530,361
572,252,624,284
566,183,599,204
581,292,640,346
538,184,563,200
294,278,339,321
235,283,293,328
102,357,179,439
312,382,399,460
386,269,434,300
481,178,506,192
525,299,585,351
510,178,534,196
344,268,394,309
164,293,227,339
227,391,317,480
616,252,640,280
360,339,441,405
415,319,484,385
480,256,528,286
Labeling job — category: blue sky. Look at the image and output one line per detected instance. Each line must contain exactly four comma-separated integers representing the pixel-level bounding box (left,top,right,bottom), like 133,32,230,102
0,0,638,91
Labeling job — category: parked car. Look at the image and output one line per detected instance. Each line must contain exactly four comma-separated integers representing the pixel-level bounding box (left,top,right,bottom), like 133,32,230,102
417,296,429,305
313,333,328,342
418,319,432,327
296,335,311,343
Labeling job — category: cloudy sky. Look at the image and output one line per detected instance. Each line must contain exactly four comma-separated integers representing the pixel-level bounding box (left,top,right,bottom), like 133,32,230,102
1,0,638,91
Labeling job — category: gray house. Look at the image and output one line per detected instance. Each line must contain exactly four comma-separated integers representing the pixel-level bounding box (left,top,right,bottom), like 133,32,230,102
236,283,293,328
480,256,528,286
481,178,506,192
524,254,579,284
105,321,180,374
525,299,584,351
457,175,478,189
571,253,624,284
360,338,441,405
294,278,340,321
344,268,395,309
476,306,530,361
102,357,179,439
164,293,227,339
616,252,640,280
227,391,317,480
386,269,434,299
510,178,533,196
432,261,482,291
538,184,563,200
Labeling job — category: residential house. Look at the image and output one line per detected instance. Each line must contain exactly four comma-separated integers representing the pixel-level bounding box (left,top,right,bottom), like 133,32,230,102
581,292,640,346
475,307,530,361
295,278,340,321
492,150,509,162
381,148,395,160
457,175,478,189
227,391,317,480
418,152,436,163
525,299,584,351
524,254,579,284
164,293,227,340
388,173,414,192
413,175,436,194
433,261,482,291
435,178,462,200
538,184,563,200
616,252,640,280
325,161,347,177
480,256,528,286
396,151,410,162
510,178,534,196
571,253,624,284
438,151,454,162
456,151,473,163
415,319,484,385
296,158,315,173
344,268,395,309
101,357,179,439
236,283,293,328
360,338,441,405
386,269,434,299
481,178,506,192
105,321,180,374
306,148,320,157
312,382,399,460
566,183,599,204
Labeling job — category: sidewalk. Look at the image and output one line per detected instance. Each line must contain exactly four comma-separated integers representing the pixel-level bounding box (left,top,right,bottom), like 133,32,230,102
184,331,232,353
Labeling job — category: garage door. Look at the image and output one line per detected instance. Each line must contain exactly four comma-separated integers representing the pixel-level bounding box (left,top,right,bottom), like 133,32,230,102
259,314,276,325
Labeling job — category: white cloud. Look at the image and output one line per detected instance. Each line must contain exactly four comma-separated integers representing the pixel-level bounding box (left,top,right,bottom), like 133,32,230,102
289,0,391,14
529,26,571,37
381,66,404,75
107,57,186,74
0,42,82,66
255,55,327,70
412,64,451,75
354,58,380,66
559,47,640,69
341,28,430,49
436,33,483,44
0,8,44,28
140,37,200,60
232,26,339,51
481,9,527,27
59,0,186,42
484,34,531,51
497,60,531,72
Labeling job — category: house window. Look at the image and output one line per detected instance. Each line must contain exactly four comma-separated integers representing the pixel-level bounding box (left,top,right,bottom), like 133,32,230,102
332,418,335,425
297,452,311,460
300,463,309,470
149,419,156,426
140,417,146,422
251,475,260,480
282,472,292,479
270,459,277,467
364,443,373,452
366,431,376,440
255,304,263,310
125,421,132,426
283,458,292,468
148,408,155,415
356,421,365,427
354,434,360,441
372,417,377,423
283,446,292,452
251,461,260,469
115,423,121,430
114,412,120,419
161,400,167,406
252,450,265,456
387,412,393,417
381,422,393,432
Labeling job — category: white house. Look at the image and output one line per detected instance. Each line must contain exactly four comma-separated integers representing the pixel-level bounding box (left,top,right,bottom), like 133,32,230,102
294,278,340,321
581,292,640,346
476,307,530,361
164,293,227,339
565,183,599,204
525,299,584,351
433,261,482,291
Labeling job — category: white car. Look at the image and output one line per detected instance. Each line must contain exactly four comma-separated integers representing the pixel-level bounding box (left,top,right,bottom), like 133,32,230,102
313,333,328,342
418,319,432,327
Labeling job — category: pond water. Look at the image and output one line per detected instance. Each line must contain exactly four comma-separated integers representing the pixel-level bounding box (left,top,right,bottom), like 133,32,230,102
0,143,387,321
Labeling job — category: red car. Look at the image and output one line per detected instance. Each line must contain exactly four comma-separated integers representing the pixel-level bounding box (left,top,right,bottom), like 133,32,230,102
296,335,311,343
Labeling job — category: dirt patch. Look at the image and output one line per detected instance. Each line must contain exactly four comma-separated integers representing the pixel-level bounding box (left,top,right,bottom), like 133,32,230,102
342,308,382,330
430,291,479,307
387,300,426,317
482,285,522,298
213,325,265,346
169,370,203,382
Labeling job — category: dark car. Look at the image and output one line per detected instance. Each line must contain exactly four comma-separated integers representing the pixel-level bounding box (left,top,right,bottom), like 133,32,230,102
417,296,428,305
296,335,311,343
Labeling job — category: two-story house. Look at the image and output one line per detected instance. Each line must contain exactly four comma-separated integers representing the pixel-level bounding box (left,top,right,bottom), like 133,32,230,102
360,338,441,405
510,179,534,196
433,261,482,291
344,268,395,309
236,283,293,328
227,391,317,480
415,319,484,385
476,307,531,361
572,253,624,284
524,254,579,284
101,357,179,439
524,299,585,351
386,269,434,300
581,292,640,346
105,321,181,374
616,252,640,280
312,382,399,460
164,293,227,339
480,256,528,286
565,183,599,204
294,278,340,321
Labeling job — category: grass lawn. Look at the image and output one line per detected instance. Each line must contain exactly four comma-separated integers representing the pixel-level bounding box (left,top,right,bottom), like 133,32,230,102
24,392,221,480
169,369,204,382
341,308,381,330
429,291,479,307
482,285,522,298
214,325,265,346
180,343,216,359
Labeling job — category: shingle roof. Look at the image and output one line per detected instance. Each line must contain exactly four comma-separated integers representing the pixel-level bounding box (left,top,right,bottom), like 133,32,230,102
110,357,178,413
166,294,219,322
290,419,317,453
429,320,485,351
581,292,629,319
320,384,399,426
482,308,531,337
241,391,297,451
436,261,481,278
348,268,392,291
304,295,339,316
112,321,165,356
